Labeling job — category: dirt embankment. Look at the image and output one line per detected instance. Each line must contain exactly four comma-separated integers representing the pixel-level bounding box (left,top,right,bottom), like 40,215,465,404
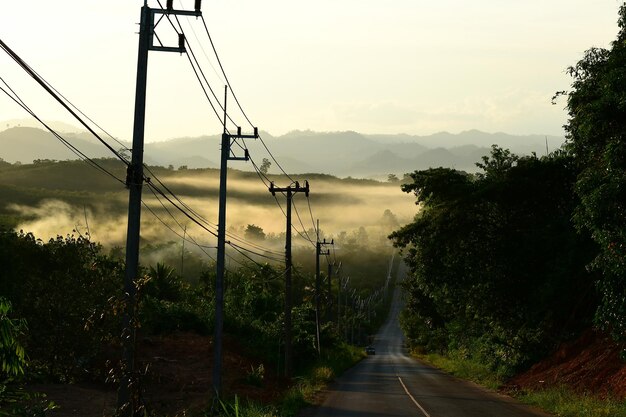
509,330,626,398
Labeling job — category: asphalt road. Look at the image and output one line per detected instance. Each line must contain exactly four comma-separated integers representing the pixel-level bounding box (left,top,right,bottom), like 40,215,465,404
304,264,551,417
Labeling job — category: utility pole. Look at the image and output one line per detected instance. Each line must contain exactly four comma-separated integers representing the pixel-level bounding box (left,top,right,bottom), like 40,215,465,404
315,220,332,355
326,261,333,321
214,87,259,396
118,2,200,415
269,181,310,378
181,224,187,276
334,261,342,325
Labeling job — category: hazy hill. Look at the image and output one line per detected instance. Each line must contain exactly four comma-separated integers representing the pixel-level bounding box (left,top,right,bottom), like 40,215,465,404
0,127,116,163
0,125,565,178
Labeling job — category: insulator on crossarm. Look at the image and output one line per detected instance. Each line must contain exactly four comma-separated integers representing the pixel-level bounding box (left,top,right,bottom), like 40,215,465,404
167,0,173,10
178,34,185,50
237,126,242,136
195,0,202,12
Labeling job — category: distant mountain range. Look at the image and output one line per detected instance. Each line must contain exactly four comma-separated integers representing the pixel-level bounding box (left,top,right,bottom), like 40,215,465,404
0,123,565,179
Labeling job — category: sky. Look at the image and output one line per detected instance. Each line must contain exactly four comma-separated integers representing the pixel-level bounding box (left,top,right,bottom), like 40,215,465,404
0,1,623,142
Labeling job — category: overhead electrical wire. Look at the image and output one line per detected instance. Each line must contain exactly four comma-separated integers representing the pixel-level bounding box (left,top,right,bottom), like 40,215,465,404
292,197,316,246
198,16,295,182
4,11,328,270
1,38,304,283
155,0,237,132
0,79,126,185
155,3,324,252
13,63,130,154
143,163,284,256
176,0,225,85
0,69,231,266
0,38,129,164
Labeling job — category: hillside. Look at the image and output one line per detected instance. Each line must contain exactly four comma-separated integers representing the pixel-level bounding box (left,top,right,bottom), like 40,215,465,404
0,125,565,179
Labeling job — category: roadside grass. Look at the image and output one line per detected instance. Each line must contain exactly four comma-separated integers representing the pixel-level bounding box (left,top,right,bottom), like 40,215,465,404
415,351,626,417
517,386,626,417
215,344,365,417
417,351,505,390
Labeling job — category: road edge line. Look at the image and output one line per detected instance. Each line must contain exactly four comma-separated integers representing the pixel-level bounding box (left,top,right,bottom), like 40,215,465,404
397,376,432,417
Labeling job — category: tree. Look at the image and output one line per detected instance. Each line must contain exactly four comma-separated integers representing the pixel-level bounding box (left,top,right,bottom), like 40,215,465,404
562,5,626,340
390,148,595,371
244,224,266,241
259,158,271,175
0,298,27,379
387,174,399,183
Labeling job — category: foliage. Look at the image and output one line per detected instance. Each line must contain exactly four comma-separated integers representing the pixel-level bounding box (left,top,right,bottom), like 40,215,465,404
0,298,58,417
416,351,506,390
0,298,27,378
517,386,626,417
0,230,124,381
244,364,265,387
259,158,272,175
244,224,266,242
561,5,626,341
391,147,596,373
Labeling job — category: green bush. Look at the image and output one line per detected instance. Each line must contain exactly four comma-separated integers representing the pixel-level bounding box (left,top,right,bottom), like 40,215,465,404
0,231,124,381
0,298,57,416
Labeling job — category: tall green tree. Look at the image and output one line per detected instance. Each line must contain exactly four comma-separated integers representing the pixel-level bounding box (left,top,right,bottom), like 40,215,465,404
562,4,626,339
390,149,595,371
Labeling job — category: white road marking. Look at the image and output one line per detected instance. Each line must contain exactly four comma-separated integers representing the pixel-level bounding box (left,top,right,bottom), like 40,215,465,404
398,376,432,417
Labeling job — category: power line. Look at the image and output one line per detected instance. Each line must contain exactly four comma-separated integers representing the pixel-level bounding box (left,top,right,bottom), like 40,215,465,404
0,79,126,185
155,0,237,131
155,5,319,253
142,163,283,256
141,197,217,262
18,63,131,154
199,16,295,182
307,195,319,236
292,197,316,246
0,38,129,164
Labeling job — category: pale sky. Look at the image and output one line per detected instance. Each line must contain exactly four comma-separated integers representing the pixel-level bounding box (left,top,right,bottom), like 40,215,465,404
0,1,622,142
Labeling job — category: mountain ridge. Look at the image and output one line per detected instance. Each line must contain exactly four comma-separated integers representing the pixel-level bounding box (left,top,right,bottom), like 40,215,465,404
0,125,565,179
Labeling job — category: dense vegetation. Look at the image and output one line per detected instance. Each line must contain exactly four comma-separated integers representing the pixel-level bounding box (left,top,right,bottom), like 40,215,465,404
391,149,597,374
0,223,393,414
391,4,626,378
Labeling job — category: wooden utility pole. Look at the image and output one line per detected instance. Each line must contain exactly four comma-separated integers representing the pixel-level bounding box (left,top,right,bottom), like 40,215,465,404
269,181,310,378
119,2,201,415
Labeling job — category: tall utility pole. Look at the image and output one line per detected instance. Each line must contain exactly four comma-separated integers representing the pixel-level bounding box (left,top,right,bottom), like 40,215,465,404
315,221,332,355
214,87,259,396
118,2,201,415
269,181,310,378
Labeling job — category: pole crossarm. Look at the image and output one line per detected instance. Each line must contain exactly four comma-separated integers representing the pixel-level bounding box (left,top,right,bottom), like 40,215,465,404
225,128,258,161
149,4,202,53
316,238,333,256
269,180,310,196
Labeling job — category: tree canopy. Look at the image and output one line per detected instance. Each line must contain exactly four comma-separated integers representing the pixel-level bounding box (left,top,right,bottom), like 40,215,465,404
563,4,626,340
390,148,596,372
